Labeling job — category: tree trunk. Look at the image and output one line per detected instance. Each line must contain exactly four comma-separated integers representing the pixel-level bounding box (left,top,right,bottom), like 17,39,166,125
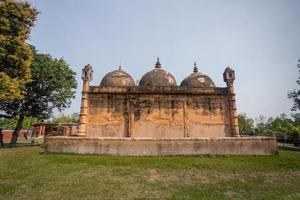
10,114,25,147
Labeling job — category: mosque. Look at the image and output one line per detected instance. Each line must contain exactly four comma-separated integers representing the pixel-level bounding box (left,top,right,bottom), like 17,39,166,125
45,58,278,155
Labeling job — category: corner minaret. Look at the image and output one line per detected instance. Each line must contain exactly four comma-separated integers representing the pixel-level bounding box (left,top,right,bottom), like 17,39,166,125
78,64,93,136
223,67,240,137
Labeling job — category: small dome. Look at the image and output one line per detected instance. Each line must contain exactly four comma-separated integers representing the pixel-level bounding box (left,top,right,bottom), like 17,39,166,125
139,58,177,87
100,67,135,87
181,63,215,88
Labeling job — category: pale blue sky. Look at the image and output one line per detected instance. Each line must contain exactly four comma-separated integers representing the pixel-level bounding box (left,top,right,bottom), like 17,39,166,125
27,0,300,119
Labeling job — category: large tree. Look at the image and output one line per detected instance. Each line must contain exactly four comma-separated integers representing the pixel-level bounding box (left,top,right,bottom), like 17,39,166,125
0,0,39,100
0,46,77,146
238,113,255,135
288,59,300,111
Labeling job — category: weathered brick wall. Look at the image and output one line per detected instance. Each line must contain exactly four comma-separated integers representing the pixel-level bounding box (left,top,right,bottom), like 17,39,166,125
187,96,231,137
130,94,185,138
86,87,232,138
87,94,127,137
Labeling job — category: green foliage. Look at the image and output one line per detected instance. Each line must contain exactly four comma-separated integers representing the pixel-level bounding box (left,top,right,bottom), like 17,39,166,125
51,113,79,123
0,0,39,100
238,113,300,139
255,115,269,135
0,46,77,119
0,116,37,130
253,113,300,139
238,113,254,134
288,59,300,111
0,45,77,144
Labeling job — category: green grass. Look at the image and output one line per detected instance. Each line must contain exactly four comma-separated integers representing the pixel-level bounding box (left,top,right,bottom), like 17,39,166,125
0,147,299,200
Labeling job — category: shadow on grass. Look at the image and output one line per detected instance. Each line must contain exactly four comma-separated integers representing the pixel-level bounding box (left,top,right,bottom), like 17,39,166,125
0,142,40,149
279,145,300,152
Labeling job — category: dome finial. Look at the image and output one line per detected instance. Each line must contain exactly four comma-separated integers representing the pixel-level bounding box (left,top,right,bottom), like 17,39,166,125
193,62,198,73
118,65,122,70
155,57,161,68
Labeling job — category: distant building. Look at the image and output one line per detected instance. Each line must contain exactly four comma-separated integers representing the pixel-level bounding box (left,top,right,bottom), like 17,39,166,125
1,123,78,141
2,130,28,141
31,123,78,137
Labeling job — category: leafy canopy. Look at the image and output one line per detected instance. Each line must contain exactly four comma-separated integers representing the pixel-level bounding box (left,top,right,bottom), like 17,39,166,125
0,0,39,100
239,113,300,139
0,116,37,130
0,46,77,120
50,113,79,124
238,113,255,134
288,59,300,111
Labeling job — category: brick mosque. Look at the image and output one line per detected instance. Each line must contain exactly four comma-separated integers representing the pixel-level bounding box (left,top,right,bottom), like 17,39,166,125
45,58,278,155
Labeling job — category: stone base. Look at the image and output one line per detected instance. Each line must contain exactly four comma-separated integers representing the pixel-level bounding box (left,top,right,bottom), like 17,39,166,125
45,136,278,155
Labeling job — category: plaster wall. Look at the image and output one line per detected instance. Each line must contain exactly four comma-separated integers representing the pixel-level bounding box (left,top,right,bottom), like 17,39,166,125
87,94,127,137
130,95,184,138
45,136,278,155
86,91,232,138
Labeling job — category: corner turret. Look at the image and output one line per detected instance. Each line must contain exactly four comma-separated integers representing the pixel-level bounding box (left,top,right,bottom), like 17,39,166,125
78,64,93,136
223,67,239,137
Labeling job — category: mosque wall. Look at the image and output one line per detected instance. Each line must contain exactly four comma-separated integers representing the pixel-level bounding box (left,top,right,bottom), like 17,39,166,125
86,91,232,138
87,94,128,138
187,96,231,137
130,94,185,138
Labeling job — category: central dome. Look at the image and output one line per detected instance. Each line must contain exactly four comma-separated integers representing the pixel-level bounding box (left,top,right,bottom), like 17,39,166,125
139,58,177,87
100,67,135,87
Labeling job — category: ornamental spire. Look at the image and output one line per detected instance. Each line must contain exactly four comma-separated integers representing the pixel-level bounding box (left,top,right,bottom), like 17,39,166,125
118,65,122,70
193,62,198,73
155,57,161,68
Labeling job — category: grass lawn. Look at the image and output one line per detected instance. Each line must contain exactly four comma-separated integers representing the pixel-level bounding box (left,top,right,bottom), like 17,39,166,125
0,146,299,200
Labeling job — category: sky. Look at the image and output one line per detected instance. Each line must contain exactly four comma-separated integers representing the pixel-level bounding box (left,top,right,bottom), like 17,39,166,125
27,0,300,119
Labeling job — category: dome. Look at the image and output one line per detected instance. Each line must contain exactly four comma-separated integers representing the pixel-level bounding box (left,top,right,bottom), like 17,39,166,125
100,67,135,87
139,58,177,87
180,63,215,88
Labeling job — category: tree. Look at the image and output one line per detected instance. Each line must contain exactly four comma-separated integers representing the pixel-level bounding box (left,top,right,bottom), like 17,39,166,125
0,46,77,146
0,0,39,100
267,114,299,139
288,59,300,111
255,115,269,135
238,113,254,135
0,116,37,130
51,113,79,123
